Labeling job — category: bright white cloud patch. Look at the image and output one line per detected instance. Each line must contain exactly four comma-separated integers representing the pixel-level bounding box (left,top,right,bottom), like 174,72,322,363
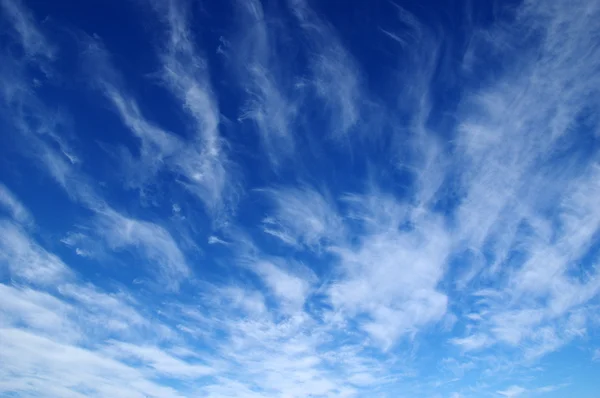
1,0,599,397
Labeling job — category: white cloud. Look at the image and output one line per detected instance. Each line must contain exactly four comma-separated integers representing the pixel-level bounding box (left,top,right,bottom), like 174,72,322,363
3,2,390,396
0,327,186,398
0,14,194,291
0,226,206,397
254,260,313,311
61,205,193,290
0,220,72,285
150,0,236,214
0,0,83,190
93,209,191,289
57,283,148,333
288,0,361,138
81,28,234,215
206,285,267,317
0,183,33,226
0,59,81,200
497,385,526,398
162,266,395,397
435,0,600,366
455,0,600,257
262,186,344,248
103,341,214,379
0,0,55,59
61,232,97,258
450,334,491,352
328,193,450,348
0,14,88,208
229,0,298,165
0,284,79,342
0,278,204,397
453,163,600,359
1,0,600,396
208,235,229,245
534,384,567,394
1,44,192,292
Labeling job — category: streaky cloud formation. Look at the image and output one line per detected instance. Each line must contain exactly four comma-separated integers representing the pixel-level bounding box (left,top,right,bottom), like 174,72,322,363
0,183,34,226
0,0,54,59
151,0,237,215
230,0,299,165
1,0,600,397
83,28,234,216
261,186,344,249
288,0,362,139
0,220,73,285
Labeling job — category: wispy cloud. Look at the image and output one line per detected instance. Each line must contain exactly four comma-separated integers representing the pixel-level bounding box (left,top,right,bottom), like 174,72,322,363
261,186,344,249
92,208,191,289
0,225,200,396
82,33,235,215
0,327,188,397
450,333,491,352
0,6,80,201
534,384,568,394
169,280,387,397
1,0,600,396
228,0,298,165
497,385,526,398
0,0,55,59
0,19,193,291
328,192,450,349
0,183,33,226
288,0,362,139
253,259,314,311
496,383,567,398
149,0,237,214
0,284,78,342
103,341,214,379
0,220,73,285
423,0,600,370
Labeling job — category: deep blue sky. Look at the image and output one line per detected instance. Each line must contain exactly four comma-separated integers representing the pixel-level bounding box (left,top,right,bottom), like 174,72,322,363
1,0,600,397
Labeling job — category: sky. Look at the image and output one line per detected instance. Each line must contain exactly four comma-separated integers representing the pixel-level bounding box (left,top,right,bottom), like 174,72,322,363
0,0,599,397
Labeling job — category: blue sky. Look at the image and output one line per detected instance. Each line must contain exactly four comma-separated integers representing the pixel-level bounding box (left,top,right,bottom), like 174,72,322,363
1,0,599,397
